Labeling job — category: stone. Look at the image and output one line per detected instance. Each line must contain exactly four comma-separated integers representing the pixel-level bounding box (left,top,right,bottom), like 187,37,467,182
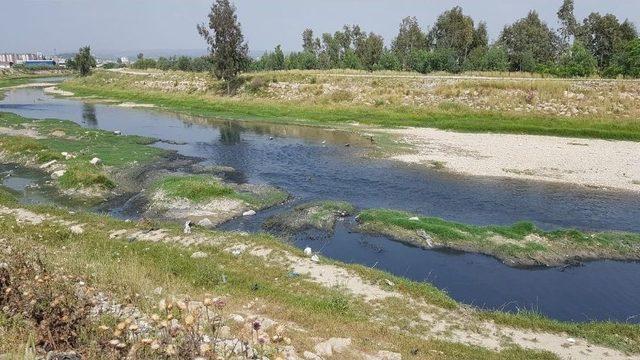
409,217,419,221
303,352,322,360
303,247,313,256
50,130,66,137
365,351,402,360
314,338,351,357
219,325,231,338
183,221,191,234
416,229,434,247
243,210,256,216
566,338,576,344
310,255,320,263
230,314,245,323
191,251,208,259
40,160,57,169
384,279,395,287
197,218,213,227
153,287,163,295
69,224,84,235
113,130,122,135
51,170,66,179
89,157,102,165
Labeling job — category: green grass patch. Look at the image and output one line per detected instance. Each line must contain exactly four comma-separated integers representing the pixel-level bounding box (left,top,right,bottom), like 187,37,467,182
61,75,640,141
154,175,235,202
0,112,166,191
356,209,640,265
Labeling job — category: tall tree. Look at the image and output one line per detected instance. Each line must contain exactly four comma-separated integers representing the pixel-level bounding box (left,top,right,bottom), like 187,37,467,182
392,17,427,70
197,0,249,94
499,11,560,71
359,33,385,71
73,46,96,77
302,28,318,54
557,0,578,47
429,6,476,65
273,45,285,70
471,21,489,50
577,13,638,69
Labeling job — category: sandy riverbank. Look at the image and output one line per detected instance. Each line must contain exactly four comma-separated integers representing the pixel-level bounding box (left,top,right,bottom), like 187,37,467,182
383,127,640,192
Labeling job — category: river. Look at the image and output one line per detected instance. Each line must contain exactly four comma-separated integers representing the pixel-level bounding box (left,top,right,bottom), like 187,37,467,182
1,83,639,323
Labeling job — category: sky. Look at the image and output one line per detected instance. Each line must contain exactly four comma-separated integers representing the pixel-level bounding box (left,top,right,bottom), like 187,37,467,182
2,0,639,57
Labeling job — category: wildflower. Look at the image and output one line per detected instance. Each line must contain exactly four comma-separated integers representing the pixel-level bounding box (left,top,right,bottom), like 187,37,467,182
150,340,161,350
252,320,261,331
214,298,226,309
184,314,195,326
203,298,212,306
116,322,126,330
258,336,266,345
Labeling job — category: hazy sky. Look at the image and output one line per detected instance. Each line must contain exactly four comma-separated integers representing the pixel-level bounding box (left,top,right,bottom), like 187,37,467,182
2,0,639,56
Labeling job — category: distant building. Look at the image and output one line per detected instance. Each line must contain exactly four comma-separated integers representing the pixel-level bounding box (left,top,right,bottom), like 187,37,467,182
24,60,56,68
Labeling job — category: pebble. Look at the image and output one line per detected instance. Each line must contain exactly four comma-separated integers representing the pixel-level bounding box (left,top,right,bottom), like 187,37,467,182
197,218,213,227
89,157,102,165
191,251,208,259
310,255,320,263
243,210,256,217
303,247,313,256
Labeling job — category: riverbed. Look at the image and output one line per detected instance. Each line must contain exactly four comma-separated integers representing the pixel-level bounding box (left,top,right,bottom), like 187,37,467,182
1,83,639,323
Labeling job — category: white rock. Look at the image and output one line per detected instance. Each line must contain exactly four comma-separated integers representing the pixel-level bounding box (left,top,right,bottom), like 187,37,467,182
40,160,57,169
113,130,122,135
197,218,213,227
183,221,191,234
365,351,402,360
191,251,208,259
230,314,245,323
153,287,163,295
69,224,84,234
566,338,576,344
314,338,351,357
303,247,313,256
89,157,102,165
384,279,395,287
51,170,66,179
310,255,320,263
409,217,420,221
242,210,256,216
303,351,322,360
219,325,231,338
61,152,75,160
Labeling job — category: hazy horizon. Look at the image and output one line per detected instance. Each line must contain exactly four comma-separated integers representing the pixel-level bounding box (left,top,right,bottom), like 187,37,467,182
2,0,639,57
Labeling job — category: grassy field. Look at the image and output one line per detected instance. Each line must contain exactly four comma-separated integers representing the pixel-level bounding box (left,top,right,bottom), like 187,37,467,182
357,209,640,267
59,70,640,141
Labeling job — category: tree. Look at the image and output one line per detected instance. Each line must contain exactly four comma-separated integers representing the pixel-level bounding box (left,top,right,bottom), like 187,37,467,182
392,17,427,70
428,6,476,65
197,0,249,94
302,28,319,54
577,12,637,69
557,0,578,48
273,45,285,70
607,38,640,78
498,11,560,71
376,50,401,71
73,46,97,76
471,22,489,50
358,33,384,70
557,41,598,77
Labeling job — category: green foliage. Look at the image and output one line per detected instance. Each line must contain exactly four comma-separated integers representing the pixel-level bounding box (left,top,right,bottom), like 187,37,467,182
71,46,97,77
197,0,250,92
555,41,598,77
392,16,428,70
428,6,476,66
577,13,638,69
499,11,560,71
155,175,234,202
606,38,640,78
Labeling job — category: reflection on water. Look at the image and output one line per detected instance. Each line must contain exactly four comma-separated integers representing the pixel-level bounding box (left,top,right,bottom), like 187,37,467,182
219,121,242,145
2,87,640,323
82,103,98,127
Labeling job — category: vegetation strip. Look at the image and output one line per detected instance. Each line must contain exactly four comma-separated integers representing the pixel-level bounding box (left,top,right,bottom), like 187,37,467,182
61,76,640,141
356,208,640,267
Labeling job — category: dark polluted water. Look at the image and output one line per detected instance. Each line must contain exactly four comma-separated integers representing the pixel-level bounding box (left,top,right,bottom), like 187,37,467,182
1,86,640,323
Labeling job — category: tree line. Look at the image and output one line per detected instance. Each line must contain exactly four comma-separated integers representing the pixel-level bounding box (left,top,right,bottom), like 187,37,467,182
252,1,638,77
125,0,639,86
